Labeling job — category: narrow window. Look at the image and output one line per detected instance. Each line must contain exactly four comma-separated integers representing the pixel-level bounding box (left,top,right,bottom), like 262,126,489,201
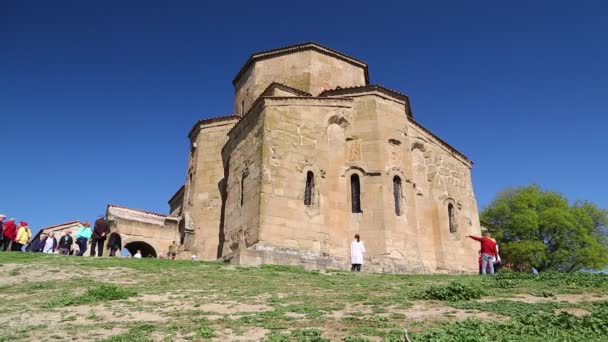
241,100,245,115
393,176,402,216
351,174,362,213
448,203,456,233
240,175,246,207
304,171,314,206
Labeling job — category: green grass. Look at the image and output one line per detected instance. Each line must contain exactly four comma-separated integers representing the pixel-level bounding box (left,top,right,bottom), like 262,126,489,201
1,253,607,341
43,283,137,308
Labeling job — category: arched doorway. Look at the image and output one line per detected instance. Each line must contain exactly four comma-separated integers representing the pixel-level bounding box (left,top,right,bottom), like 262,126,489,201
124,241,157,258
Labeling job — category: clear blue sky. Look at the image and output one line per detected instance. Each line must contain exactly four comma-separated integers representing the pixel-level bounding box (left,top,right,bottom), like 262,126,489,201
2,0,607,233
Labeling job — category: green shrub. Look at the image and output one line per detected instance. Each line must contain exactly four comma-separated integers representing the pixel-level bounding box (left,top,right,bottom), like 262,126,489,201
414,302,608,341
419,282,486,301
291,328,330,342
43,284,137,308
101,323,155,342
264,332,290,342
196,326,215,339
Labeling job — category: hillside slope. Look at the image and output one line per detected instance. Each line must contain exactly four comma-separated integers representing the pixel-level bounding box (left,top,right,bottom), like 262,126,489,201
1,254,607,341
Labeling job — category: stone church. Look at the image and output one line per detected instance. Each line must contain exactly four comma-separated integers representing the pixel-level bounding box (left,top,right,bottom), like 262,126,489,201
119,42,482,273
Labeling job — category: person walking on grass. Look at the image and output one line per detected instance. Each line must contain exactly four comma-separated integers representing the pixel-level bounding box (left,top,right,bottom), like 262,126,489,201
43,232,58,253
75,222,92,256
58,230,73,255
168,241,179,260
13,221,31,252
467,232,497,275
350,234,365,272
90,215,110,257
2,218,17,251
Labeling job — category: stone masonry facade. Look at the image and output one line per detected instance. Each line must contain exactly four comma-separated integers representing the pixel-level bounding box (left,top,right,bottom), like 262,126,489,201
166,42,482,273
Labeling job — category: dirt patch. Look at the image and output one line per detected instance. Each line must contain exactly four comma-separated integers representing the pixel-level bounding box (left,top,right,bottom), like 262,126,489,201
27,324,125,342
213,327,269,341
284,312,306,319
555,308,590,317
327,304,373,319
0,264,137,286
199,302,272,314
480,294,608,304
394,301,507,322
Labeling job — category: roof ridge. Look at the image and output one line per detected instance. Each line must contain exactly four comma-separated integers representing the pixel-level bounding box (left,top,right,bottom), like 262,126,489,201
188,114,240,139
319,84,409,98
261,82,313,97
107,204,169,218
233,42,369,86
40,220,82,230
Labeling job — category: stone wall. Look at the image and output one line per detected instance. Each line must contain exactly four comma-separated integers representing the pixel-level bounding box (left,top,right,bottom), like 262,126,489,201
106,206,178,257
406,121,481,272
182,117,238,260
220,108,265,257
220,91,480,273
257,97,355,260
234,50,366,115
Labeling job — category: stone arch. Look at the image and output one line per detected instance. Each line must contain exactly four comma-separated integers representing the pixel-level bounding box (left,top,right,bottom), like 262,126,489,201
327,114,350,129
124,241,157,258
444,197,459,234
345,168,365,214
302,166,320,209
411,141,427,152
411,146,428,195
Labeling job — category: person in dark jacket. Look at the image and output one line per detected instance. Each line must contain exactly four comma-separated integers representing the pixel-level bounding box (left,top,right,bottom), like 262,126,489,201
90,216,110,257
28,234,45,252
107,233,122,257
58,230,73,255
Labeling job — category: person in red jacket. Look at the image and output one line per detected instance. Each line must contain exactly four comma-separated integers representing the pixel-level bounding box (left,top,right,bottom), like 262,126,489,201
467,232,497,275
2,218,17,251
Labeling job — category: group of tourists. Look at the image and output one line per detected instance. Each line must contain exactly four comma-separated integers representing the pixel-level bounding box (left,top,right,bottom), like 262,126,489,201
0,214,117,256
0,214,32,252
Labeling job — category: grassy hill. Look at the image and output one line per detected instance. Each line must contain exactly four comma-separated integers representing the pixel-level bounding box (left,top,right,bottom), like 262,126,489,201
1,253,607,341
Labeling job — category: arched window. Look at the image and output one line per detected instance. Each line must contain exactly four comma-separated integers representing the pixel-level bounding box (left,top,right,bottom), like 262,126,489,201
393,176,403,216
304,171,315,206
448,203,456,233
351,174,362,213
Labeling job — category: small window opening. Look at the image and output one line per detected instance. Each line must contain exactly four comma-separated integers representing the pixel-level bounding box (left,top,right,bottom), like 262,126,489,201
304,171,315,206
448,203,456,233
351,174,362,213
241,100,245,115
393,176,403,216
240,173,247,207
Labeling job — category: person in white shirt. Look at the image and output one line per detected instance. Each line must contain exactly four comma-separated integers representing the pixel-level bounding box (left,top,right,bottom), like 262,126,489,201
133,250,142,259
350,234,365,272
43,232,57,253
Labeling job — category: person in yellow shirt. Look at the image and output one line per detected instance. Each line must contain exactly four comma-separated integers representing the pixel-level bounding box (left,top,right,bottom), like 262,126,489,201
14,221,32,252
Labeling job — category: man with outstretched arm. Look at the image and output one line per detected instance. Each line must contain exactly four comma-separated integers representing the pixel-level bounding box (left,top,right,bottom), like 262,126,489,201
467,232,497,275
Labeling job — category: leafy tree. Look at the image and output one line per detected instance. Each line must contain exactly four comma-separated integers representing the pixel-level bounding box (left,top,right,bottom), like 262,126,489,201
481,185,608,272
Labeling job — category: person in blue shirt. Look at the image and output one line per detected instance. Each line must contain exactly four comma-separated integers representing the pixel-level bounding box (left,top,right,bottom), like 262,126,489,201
75,222,92,256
